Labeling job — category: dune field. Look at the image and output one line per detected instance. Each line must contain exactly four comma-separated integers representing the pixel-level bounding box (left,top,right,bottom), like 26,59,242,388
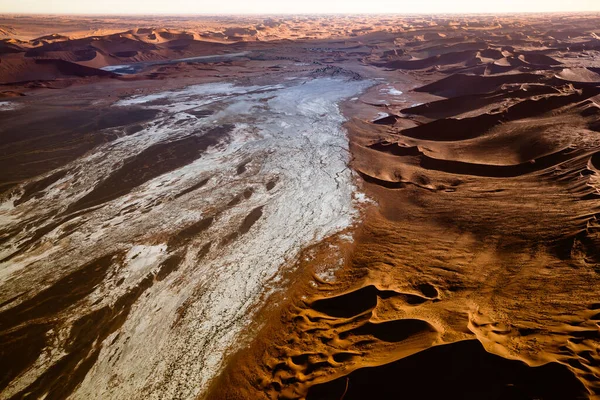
1,12,600,400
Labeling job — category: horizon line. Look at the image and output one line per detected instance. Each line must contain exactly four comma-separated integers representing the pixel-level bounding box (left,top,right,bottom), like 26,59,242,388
2,10,600,17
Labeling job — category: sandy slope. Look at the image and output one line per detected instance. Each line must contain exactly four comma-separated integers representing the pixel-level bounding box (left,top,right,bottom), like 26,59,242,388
206,14,600,400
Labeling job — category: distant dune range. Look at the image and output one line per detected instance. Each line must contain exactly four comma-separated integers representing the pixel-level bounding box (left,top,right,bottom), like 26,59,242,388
0,16,402,86
2,13,600,400
0,27,248,84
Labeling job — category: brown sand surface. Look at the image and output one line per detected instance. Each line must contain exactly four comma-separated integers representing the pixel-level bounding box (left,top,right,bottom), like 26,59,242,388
2,12,600,400
205,13,600,400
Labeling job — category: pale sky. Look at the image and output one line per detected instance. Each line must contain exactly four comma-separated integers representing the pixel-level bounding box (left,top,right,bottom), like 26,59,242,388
1,0,599,15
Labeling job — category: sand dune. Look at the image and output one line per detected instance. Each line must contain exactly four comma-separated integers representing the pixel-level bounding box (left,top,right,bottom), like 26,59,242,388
206,13,600,400
0,27,250,84
0,58,115,84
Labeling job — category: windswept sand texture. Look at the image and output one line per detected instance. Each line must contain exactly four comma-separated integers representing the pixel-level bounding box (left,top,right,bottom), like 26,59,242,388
205,14,600,400
2,12,600,400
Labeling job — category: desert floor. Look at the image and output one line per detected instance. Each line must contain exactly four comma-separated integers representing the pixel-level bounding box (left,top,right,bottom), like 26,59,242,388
1,13,600,400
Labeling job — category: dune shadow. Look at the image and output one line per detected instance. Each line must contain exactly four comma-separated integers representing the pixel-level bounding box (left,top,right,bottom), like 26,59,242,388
307,340,587,400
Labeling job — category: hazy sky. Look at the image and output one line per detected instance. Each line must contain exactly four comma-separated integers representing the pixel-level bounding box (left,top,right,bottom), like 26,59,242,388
2,0,600,15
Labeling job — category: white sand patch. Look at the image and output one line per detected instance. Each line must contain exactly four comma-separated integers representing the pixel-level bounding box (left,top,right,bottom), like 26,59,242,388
0,101,22,111
125,244,168,274
387,87,404,96
373,111,391,121
354,191,376,205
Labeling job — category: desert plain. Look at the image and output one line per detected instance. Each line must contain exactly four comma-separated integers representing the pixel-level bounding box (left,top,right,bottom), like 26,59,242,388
1,11,600,400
